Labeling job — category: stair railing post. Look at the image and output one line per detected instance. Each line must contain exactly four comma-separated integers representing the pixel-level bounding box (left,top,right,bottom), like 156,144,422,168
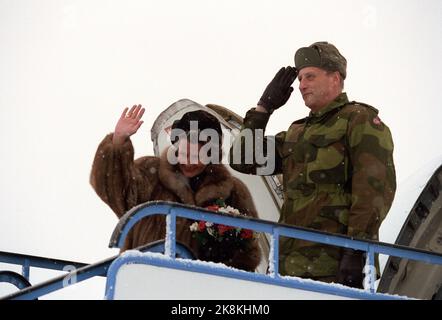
269,227,280,278
22,258,30,281
165,210,177,258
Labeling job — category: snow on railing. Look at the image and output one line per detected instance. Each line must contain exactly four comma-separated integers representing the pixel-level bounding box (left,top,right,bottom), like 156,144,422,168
4,200,442,300
108,201,442,299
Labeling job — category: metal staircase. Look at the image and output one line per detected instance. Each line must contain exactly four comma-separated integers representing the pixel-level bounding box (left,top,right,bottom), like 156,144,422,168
2,201,442,300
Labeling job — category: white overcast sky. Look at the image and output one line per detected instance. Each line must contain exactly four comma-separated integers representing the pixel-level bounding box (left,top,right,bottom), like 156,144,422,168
0,0,441,298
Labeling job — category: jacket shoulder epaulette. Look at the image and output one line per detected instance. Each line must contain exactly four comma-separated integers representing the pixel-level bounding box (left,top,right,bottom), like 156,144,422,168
346,101,379,114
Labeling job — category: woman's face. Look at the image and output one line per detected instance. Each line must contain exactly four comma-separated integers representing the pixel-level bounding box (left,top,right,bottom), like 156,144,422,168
177,139,207,178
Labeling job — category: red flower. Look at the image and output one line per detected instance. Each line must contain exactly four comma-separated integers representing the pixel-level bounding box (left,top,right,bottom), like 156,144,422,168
206,205,220,212
240,229,253,239
198,221,206,231
217,224,234,236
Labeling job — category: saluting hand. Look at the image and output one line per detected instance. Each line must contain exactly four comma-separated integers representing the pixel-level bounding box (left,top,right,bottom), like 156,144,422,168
113,104,145,145
258,66,297,113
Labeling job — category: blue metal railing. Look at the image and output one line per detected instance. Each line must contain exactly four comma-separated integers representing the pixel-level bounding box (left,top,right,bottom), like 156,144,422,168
0,251,107,300
0,241,194,300
0,251,88,280
108,201,442,298
0,271,32,291
3,201,442,299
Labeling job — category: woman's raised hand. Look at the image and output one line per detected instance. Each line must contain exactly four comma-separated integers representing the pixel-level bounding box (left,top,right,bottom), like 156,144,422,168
112,104,145,145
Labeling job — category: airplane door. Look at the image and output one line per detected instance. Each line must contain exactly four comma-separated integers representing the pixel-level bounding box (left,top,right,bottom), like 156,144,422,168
150,99,284,273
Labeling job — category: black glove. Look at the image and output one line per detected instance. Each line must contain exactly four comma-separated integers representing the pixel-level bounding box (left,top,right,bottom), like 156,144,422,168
258,66,298,113
336,248,365,289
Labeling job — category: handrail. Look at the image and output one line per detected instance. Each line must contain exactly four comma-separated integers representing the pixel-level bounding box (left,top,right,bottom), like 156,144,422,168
0,250,88,281
1,241,194,300
4,201,442,300
0,271,32,291
1,257,111,300
109,201,442,294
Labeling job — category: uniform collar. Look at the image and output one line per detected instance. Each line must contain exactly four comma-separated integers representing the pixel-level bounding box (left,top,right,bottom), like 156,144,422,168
308,92,349,119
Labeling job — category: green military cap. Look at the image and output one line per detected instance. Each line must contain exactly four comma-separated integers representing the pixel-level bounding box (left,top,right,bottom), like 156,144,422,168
294,41,347,79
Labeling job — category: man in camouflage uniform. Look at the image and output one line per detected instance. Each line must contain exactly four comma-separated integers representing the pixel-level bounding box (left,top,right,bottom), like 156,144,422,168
229,42,396,288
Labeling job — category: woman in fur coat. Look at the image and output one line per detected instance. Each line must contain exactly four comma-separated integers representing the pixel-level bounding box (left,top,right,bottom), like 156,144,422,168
90,104,261,272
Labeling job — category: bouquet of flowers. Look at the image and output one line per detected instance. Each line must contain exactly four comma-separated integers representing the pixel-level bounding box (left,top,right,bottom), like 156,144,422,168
189,199,255,263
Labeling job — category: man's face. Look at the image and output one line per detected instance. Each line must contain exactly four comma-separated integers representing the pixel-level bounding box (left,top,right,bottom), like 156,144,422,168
177,139,207,178
298,67,339,111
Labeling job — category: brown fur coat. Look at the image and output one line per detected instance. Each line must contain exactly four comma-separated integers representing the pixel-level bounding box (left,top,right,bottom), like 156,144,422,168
90,133,261,271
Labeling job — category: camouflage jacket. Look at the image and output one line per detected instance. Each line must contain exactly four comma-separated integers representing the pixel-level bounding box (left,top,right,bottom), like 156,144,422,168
229,93,396,277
